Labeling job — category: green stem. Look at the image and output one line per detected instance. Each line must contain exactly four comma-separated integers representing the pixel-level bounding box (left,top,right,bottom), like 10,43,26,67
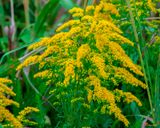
137,44,153,115
126,0,154,118
23,0,30,26
84,0,88,9
155,54,160,126
132,0,153,93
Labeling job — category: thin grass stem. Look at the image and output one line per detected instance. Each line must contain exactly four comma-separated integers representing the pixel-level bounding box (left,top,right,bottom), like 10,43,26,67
126,0,154,119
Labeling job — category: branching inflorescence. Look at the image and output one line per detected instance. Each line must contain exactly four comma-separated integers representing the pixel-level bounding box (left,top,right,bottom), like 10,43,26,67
17,0,147,126
0,78,39,128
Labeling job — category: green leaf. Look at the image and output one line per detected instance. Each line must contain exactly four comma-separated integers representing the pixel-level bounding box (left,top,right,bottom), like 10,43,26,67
19,28,32,43
130,102,140,120
34,0,60,37
0,0,5,27
0,123,2,128
60,0,76,10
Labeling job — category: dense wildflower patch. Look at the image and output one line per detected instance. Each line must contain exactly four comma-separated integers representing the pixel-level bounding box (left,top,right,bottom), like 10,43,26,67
17,0,147,127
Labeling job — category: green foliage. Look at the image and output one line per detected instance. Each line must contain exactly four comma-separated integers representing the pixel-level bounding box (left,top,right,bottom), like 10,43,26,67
0,0,160,127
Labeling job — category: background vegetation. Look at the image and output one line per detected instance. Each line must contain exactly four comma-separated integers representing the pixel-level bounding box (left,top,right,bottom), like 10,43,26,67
0,0,159,127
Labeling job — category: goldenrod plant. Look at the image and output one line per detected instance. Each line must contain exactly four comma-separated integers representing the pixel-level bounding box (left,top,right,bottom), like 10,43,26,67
112,0,160,127
0,78,39,127
16,0,148,127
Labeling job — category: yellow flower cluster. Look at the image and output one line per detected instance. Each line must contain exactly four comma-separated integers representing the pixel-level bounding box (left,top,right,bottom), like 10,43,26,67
17,55,39,70
86,88,93,103
93,1,119,20
107,41,143,76
69,7,84,18
0,78,12,84
63,59,75,85
95,34,107,52
148,0,157,13
17,0,146,126
38,45,59,61
114,89,142,106
0,78,21,128
28,37,51,50
114,67,146,89
77,44,91,67
0,78,17,107
86,5,94,14
56,20,80,32
34,70,52,79
39,57,56,69
95,20,123,34
0,106,23,128
0,81,15,97
17,107,39,125
88,75,129,126
0,78,39,127
91,54,109,78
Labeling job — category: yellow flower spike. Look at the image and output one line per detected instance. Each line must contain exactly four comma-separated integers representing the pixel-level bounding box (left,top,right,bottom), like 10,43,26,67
34,70,52,79
28,37,51,50
124,92,142,106
96,20,123,34
87,89,93,103
0,106,23,128
72,12,84,18
114,67,146,89
50,32,68,43
106,41,143,76
64,39,74,46
69,7,84,15
67,26,82,37
109,33,134,46
0,78,19,107
89,20,97,33
63,59,75,86
94,1,119,20
148,0,157,13
94,3,103,19
0,78,38,127
77,44,91,67
88,75,129,126
91,54,109,78
38,57,57,69
56,20,80,32
0,83,15,96
0,78,12,84
86,5,95,13
108,104,129,127
95,34,110,52
114,89,142,106
16,55,39,70
103,3,119,16
81,15,94,23
88,75,101,87
17,107,39,121
38,45,60,61
0,94,19,107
